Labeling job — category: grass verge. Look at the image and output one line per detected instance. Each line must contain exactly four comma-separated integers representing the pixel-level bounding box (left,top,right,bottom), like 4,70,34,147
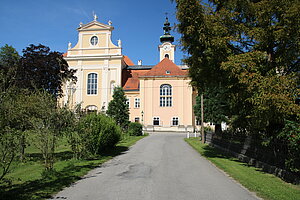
0,135,147,200
185,137,300,200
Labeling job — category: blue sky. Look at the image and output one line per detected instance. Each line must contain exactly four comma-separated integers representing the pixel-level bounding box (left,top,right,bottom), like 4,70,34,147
0,0,187,65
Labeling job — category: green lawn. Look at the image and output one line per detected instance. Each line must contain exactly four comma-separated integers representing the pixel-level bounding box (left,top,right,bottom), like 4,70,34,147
185,138,300,200
0,134,147,200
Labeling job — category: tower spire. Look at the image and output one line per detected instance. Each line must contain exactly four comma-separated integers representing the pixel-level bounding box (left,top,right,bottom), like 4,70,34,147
160,16,174,43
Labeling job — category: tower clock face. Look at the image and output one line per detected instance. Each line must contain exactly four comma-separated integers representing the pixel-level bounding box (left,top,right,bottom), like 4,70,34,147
163,45,171,51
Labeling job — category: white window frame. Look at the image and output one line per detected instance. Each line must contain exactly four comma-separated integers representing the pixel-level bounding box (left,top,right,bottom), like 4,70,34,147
134,117,140,123
134,98,140,108
90,35,98,46
153,117,160,126
171,117,179,126
87,73,98,95
126,97,130,108
160,84,172,107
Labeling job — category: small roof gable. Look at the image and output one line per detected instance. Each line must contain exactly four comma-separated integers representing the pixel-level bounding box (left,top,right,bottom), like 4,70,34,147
142,57,188,77
78,20,113,31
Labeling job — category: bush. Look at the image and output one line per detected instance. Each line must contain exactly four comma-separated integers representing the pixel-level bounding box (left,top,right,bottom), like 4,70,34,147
128,122,143,136
76,113,121,157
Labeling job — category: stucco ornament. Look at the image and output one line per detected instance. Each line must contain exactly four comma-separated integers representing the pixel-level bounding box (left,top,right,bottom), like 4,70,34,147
118,39,122,48
93,13,98,21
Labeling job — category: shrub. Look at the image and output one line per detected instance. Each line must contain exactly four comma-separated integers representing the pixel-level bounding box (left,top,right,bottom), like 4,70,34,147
128,122,143,136
76,113,121,157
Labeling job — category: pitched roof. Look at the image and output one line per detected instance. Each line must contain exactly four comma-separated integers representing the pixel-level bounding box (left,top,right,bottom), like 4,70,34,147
123,55,135,66
141,57,188,77
122,69,149,91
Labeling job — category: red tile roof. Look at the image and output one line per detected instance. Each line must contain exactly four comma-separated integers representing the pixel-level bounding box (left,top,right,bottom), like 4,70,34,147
142,57,188,77
122,58,188,91
62,52,68,57
123,55,135,66
122,69,149,91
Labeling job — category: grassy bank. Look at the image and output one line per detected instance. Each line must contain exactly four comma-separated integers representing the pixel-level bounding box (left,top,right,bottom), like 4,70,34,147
0,134,147,200
185,137,300,200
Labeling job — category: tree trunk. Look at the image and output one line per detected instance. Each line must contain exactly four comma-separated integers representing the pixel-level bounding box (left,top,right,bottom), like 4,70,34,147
19,134,25,162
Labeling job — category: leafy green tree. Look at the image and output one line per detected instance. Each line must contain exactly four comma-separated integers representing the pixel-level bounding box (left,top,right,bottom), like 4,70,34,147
27,90,74,170
106,86,129,130
174,0,300,171
0,89,21,181
17,44,77,97
0,44,20,92
174,0,300,131
194,85,229,134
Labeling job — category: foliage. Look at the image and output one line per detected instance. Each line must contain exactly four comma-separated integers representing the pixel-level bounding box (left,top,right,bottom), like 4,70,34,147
16,44,77,97
174,1,300,132
175,0,300,172
75,114,121,158
0,44,20,91
0,127,20,182
277,120,300,173
0,134,147,200
0,80,22,180
106,86,129,130
26,91,74,170
128,122,143,136
194,85,229,124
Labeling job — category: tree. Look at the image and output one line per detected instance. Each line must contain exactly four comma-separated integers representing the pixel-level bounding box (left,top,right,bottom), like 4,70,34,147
174,0,300,132
0,44,20,91
194,85,229,134
27,90,74,170
174,0,300,171
17,44,77,97
0,89,21,181
106,86,129,130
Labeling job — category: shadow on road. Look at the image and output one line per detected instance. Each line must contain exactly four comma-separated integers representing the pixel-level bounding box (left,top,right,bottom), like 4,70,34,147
0,145,129,200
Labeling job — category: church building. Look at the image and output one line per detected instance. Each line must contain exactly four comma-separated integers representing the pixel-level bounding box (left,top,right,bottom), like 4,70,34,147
61,15,197,132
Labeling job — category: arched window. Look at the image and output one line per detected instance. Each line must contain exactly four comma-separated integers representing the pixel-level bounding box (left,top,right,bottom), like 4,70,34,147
165,54,169,58
160,84,172,107
86,105,98,114
87,73,97,95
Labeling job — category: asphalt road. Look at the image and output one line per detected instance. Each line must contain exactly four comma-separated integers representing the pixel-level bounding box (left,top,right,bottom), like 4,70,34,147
51,132,259,200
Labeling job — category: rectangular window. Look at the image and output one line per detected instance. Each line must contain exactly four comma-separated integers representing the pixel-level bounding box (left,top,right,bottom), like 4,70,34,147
160,97,165,107
87,73,97,95
160,84,172,107
172,117,179,126
134,98,140,108
153,117,160,126
126,98,130,108
135,117,140,122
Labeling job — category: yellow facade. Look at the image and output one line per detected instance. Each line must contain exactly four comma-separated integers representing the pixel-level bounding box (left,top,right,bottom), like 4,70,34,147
61,17,196,132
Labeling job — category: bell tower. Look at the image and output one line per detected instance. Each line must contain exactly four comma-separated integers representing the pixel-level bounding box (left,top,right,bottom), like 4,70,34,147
159,17,176,62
